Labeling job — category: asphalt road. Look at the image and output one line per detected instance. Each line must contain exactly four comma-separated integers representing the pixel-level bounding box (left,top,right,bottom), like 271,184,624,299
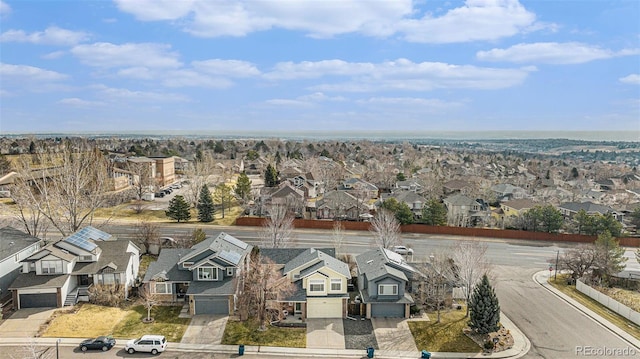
99,224,639,358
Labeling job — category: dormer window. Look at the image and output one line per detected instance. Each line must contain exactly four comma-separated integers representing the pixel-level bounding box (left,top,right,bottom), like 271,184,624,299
80,255,93,262
41,260,63,274
198,267,217,281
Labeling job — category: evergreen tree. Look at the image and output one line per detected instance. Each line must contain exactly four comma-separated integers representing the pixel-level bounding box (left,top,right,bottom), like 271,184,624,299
422,199,448,226
197,185,215,222
594,231,627,283
395,202,414,225
166,195,191,223
468,274,500,334
234,171,252,202
264,164,279,187
213,183,234,219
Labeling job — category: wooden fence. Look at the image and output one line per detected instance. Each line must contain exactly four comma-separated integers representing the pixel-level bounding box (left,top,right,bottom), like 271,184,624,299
235,217,640,247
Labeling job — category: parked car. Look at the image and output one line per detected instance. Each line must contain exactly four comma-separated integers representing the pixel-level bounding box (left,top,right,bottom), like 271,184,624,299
392,245,414,255
79,336,116,352
125,335,167,355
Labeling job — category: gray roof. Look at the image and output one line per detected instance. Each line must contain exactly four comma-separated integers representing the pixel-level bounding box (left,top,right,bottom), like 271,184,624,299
187,278,236,296
384,191,426,204
0,227,41,262
9,272,70,290
283,248,351,279
260,248,336,265
180,232,252,266
283,281,307,302
356,248,411,283
143,248,192,282
558,201,616,214
358,290,414,304
443,194,479,207
72,240,135,275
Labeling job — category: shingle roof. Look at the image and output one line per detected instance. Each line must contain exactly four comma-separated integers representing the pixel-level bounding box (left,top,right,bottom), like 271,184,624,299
283,248,351,279
559,201,615,214
143,248,192,282
0,227,41,262
260,248,336,265
9,272,70,290
355,248,410,282
72,240,135,275
187,278,236,296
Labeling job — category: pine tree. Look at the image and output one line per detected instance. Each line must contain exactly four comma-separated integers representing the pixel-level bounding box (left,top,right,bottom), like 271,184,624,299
166,195,191,223
422,199,448,226
197,185,215,222
468,274,500,334
234,171,252,202
264,164,278,187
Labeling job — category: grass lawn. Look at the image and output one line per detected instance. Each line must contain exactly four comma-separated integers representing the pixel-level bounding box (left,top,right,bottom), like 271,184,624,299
222,320,306,348
548,275,640,340
139,254,157,279
408,309,481,353
42,304,129,338
41,304,190,342
112,305,190,342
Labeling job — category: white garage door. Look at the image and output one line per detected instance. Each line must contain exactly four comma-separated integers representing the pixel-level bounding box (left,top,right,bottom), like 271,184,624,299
307,297,342,318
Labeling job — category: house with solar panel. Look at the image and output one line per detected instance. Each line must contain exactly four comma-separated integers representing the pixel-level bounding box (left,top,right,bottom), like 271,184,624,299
9,226,140,309
142,232,253,316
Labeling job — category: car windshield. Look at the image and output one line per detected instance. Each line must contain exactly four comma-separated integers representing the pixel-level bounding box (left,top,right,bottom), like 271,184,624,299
96,336,107,341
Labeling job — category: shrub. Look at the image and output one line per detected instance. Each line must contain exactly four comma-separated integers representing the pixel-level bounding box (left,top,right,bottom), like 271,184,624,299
88,284,126,307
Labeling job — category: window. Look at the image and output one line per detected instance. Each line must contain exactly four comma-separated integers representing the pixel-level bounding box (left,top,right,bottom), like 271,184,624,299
378,284,398,295
100,273,119,285
41,260,63,274
309,279,324,292
154,282,171,294
330,279,342,291
80,255,93,262
198,267,217,280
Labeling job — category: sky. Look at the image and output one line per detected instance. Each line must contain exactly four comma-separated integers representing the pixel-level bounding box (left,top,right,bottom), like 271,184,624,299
0,0,639,137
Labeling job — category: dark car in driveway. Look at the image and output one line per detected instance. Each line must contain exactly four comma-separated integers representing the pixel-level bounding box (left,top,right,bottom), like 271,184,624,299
79,336,116,352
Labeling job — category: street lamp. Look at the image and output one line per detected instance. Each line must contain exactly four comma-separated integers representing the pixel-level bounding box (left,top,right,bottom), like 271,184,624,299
56,338,61,359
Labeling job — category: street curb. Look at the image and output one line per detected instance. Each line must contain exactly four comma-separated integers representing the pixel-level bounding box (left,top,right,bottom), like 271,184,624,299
533,270,640,350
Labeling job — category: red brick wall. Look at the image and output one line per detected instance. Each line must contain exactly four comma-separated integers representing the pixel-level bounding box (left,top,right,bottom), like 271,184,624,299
235,217,640,247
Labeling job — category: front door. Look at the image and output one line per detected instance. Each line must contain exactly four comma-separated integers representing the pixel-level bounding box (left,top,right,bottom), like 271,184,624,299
176,283,189,300
295,302,302,314
78,275,93,286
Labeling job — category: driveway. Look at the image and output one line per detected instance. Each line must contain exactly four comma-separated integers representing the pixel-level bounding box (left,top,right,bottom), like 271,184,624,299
306,318,345,349
371,318,418,352
180,315,228,345
0,308,57,337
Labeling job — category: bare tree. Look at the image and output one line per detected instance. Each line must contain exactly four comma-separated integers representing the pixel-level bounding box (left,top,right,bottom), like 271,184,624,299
134,221,160,254
183,153,215,208
555,244,598,280
451,240,491,317
260,204,294,248
125,160,155,201
10,339,53,359
2,182,50,239
414,251,456,323
332,221,345,254
139,284,158,323
11,141,112,237
370,209,401,249
236,253,295,330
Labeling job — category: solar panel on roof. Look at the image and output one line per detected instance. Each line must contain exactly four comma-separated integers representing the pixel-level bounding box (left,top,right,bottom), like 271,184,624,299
221,233,248,249
218,250,242,265
62,226,112,252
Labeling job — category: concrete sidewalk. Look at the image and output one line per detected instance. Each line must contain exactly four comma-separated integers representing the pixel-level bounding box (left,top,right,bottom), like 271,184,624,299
534,270,640,350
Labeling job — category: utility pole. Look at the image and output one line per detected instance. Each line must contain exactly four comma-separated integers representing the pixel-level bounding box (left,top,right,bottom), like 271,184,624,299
554,250,559,281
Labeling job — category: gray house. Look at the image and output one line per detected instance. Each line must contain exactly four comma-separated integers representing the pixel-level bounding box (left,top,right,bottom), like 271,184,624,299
143,232,252,316
355,247,419,318
0,227,43,302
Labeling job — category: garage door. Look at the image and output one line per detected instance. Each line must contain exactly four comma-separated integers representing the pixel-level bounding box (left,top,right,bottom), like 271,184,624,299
371,303,405,318
307,298,342,318
194,297,229,315
20,293,57,308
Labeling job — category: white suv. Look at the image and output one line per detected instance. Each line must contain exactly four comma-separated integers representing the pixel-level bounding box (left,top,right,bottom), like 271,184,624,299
125,335,167,355
392,245,414,255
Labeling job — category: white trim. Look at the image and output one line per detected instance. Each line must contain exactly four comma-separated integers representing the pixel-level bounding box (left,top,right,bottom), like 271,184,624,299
154,282,171,294
309,279,325,292
330,278,342,291
198,267,217,281
378,284,398,296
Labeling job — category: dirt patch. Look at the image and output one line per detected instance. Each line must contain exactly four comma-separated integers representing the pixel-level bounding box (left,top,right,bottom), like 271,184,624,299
464,326,514,353
343,317,377,349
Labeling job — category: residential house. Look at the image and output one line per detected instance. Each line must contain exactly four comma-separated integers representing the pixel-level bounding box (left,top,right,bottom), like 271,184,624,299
316,190,361,220
355,247,419,318
500,199,538,218
394,180,422,193
380,191,426,219
443,194,489,227
143,232,252,316
491,183,528,201
0,227,42,301
558,201,623,221
9,226,139,309
442,179,474,196
339,178,379,200
259,183,306,217
261,247,351,319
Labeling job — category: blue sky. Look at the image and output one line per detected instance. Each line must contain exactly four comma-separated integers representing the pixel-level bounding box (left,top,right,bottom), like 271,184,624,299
1,0,639,136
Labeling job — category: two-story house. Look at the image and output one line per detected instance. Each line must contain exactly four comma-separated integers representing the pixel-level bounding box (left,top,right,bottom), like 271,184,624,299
261,247,351,319
0,227,43,302
443,194,489,227
355,247,419,318
9,226,139,309
380,191,427,219
143,232,253,316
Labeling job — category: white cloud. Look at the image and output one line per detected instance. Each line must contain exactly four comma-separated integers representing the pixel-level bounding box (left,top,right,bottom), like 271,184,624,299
265,58,530,91
263,92,345,107
115,0,410,38
477,42,640,64
399,0,537,43
0,63,67,81
619,74,640,85
0,26,90,46
161,69,234,88
92,84,190,102
0,0,10,17
42,51,66,60
58,98,105,107
192,59,260,77
71,42,182,69
358,97,464,110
